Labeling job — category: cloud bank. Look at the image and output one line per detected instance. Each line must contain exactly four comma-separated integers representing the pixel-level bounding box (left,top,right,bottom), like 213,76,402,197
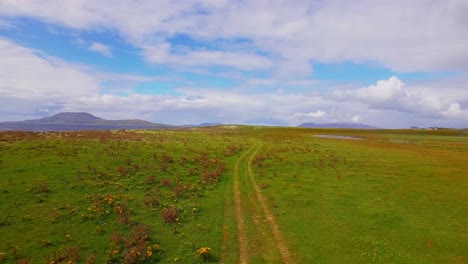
0,1,467,128
1,0,467,73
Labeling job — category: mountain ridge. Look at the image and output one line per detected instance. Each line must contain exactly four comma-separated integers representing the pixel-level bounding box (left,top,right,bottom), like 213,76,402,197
0,112,173,131
0,112,381,131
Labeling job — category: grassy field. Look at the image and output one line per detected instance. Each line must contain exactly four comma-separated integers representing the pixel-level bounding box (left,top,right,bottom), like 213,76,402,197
0,127,466,263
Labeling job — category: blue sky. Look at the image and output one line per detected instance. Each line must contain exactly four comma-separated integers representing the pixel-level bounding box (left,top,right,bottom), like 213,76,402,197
0,1,467,128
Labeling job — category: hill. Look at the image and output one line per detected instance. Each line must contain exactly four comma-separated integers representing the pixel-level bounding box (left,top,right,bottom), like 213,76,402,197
0,112,173,131
298,122,379,129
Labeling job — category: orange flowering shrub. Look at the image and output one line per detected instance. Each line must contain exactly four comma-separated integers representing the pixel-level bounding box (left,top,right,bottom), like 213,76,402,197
197,247,211,259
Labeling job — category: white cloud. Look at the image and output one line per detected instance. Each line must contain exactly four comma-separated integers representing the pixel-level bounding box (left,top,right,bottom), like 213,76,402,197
274,59,313,78
294,110,326,118
0,38,101,120
334,76,468,123
89,42,112,57
142,43,272,70
335,76,405,106
0,36,467,128
0,38,100,99
351,115,360,122
1,1,467,73
246,78,277,86
0,45,466,127
442,103,468,119
0,39,155,120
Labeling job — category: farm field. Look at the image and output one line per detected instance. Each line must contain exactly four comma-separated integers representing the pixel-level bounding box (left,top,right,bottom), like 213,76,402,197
0,127,467,263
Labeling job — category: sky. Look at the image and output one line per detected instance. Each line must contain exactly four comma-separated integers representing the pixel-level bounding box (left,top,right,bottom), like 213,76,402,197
0,0,467,128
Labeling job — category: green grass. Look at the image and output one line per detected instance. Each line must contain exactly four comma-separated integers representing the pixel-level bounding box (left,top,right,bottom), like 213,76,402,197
0,129,246,263
0,127,466,263
253,128,467,263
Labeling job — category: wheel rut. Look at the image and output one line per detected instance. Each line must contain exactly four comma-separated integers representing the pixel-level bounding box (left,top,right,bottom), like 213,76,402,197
225,144,292,263
233,148,250,264
247,146,292,264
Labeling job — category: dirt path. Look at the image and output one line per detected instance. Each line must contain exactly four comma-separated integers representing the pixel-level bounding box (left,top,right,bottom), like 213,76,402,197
247,146,293,264
233,148,251,264
224,144,292,263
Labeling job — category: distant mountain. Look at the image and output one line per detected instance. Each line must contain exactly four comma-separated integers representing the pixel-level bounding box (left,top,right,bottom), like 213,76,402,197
0,112,173,131
25,112,103,125
298,122,379,129
197,122,222,127
181,122,223,127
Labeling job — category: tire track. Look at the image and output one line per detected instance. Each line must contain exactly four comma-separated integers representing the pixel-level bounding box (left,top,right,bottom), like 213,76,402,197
225,144,293,263
233,148,251,264
247,145,293,264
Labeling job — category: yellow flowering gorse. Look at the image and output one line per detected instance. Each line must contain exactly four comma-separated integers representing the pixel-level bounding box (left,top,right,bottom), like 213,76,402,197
197,247,211,258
